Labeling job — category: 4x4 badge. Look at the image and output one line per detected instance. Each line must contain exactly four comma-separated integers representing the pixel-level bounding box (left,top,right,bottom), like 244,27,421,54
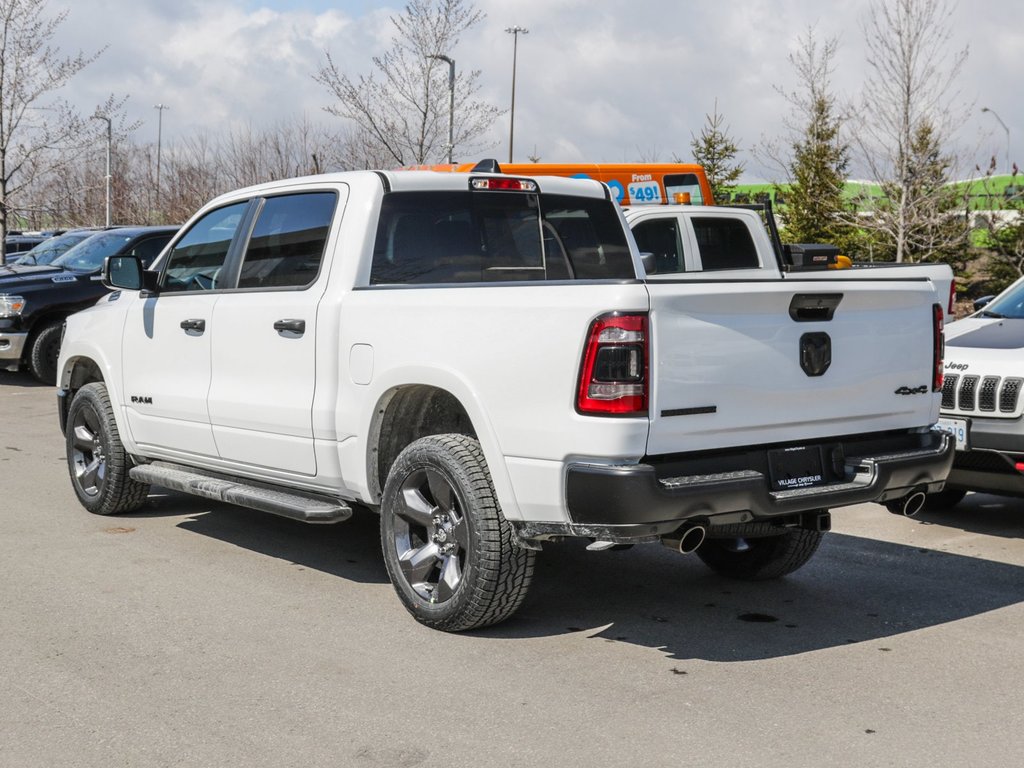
894,385,928,395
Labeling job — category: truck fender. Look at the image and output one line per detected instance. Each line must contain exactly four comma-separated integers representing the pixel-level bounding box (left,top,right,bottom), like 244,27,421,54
352,366,523,523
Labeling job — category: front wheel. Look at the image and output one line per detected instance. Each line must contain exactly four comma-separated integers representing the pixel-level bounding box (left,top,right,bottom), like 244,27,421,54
380,434,535,631
29,321,63,384
696,527,825,580
66,382,150,515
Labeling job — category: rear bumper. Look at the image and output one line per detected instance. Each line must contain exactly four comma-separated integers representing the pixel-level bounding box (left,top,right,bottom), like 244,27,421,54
561,429,954,538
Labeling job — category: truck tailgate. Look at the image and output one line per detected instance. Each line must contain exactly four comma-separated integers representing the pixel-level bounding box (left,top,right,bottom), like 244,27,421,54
645,279,941,456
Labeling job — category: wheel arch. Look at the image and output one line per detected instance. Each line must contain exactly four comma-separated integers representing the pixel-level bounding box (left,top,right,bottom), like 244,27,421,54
24,311,70,350
58,355,107,435
364,382,521,521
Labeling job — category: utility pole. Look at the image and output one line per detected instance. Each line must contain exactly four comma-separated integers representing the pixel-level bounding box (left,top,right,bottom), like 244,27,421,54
91,114,112,227
505,26,528,164
154,103,170,215
428,54,455,164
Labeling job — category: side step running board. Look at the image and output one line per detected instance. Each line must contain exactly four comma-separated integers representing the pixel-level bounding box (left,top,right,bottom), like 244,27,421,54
129,461,352,524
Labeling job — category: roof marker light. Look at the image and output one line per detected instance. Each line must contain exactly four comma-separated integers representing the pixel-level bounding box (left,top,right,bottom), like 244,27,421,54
470,177,538,192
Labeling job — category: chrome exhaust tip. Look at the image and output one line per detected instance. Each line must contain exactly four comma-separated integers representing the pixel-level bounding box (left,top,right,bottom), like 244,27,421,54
661,523,707,554
885,489,927,517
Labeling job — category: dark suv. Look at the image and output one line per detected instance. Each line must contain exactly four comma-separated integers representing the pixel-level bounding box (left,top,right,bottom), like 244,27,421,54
0,226,178,383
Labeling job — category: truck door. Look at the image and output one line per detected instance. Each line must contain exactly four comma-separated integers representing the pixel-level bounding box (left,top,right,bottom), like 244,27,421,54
206,190,341,476
121,202,251,457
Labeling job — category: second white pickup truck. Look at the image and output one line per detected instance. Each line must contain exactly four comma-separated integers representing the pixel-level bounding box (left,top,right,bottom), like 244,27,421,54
56,169,953,631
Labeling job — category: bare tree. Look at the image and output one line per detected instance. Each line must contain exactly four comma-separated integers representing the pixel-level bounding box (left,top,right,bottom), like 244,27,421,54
313,0,502,167
855,0,970,263
0,0,114,262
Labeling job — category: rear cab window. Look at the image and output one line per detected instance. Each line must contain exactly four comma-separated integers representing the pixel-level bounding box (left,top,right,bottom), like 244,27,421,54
370,190,634,284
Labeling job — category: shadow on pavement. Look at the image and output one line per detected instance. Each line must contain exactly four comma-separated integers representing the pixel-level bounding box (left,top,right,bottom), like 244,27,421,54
152,488,1024,662
484,532,1024,660
915,492,1024,539
146,490,391,586
0,370,49,388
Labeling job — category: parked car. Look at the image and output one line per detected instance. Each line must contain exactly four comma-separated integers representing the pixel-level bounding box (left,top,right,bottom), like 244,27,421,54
0,225,178,383
5,232,53,256
10,228,116,266
930,276,1024,508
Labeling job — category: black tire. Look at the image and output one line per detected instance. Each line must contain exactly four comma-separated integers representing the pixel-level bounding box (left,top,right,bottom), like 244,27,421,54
29,321,62,384
66,382,150,515
380,434,535,631
696,528,825,581
922,488,967,511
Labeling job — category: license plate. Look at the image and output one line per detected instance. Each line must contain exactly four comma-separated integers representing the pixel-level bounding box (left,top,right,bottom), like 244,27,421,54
768,445,826,491
935,417,969,451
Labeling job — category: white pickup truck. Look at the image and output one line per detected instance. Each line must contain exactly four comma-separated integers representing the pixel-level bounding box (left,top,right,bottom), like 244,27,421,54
56,169,954,631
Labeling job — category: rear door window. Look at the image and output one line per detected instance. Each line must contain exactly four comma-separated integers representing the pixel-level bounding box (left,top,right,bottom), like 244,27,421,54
691,216,760,271
237,192,336,289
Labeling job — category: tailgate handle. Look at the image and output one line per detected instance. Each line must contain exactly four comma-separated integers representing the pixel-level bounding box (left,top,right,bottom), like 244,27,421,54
789,293,842,322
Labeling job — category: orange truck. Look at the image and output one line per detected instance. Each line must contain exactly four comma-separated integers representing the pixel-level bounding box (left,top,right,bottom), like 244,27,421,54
412,162,714,206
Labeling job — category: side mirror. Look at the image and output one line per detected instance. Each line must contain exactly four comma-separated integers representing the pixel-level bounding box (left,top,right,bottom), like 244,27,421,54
973,295,994,312
104,255,144,290
640,251,657,275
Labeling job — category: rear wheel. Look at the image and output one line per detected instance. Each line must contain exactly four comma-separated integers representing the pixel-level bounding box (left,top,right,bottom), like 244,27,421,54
380,434,535,631
29,321,62,384
696,528,825,580
66,382,150,515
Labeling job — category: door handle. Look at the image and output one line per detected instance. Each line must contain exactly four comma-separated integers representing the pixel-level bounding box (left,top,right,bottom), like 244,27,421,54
180,318,206,333
274,319,306,334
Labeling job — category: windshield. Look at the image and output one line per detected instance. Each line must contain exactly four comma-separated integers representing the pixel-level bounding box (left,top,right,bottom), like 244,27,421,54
15,231,93,266
52,231,139,273
981,279,1024,319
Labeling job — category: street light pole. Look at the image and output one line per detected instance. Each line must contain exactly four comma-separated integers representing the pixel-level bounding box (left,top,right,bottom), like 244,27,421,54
91,114,112,227
982,106,1011,175
428,54,455,165
154,103,169,214
505,26,528,164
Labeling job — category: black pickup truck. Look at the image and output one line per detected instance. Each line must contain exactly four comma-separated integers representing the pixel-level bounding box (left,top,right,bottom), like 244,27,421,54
0,226,178,383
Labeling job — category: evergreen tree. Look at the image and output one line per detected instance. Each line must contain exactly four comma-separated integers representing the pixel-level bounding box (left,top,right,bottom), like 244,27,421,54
775,31,852,249
783,93,850,246
689,103,744,203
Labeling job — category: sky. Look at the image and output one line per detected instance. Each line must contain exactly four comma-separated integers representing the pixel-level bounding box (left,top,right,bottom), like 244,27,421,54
46,0,1024,182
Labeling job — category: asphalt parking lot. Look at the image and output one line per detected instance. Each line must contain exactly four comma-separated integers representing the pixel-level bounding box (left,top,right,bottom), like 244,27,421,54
2,369,1023,767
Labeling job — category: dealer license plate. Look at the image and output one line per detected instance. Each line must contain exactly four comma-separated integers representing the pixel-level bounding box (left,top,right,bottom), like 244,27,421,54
768,445,826,491
935,417,969,451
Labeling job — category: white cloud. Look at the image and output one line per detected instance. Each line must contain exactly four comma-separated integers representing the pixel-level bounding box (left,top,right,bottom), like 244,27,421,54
44,0,1024,180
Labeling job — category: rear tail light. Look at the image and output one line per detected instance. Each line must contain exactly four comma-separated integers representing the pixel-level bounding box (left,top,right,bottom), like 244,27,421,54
577,313,648,415
948,280,957,316
933,303,944,392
